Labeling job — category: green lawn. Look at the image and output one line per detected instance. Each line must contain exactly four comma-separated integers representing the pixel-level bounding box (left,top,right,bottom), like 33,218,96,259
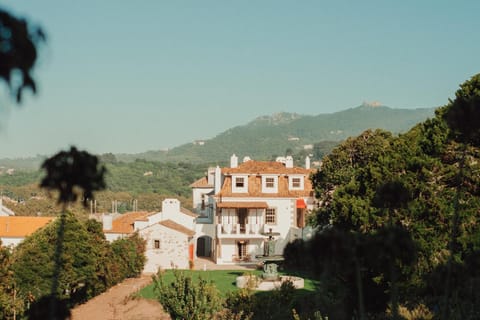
140,269,319,299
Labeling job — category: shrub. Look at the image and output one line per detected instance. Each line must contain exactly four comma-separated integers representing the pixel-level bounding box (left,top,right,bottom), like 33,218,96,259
153,269,222,320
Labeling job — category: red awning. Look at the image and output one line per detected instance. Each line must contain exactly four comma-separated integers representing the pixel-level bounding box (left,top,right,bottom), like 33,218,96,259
296,198,306,208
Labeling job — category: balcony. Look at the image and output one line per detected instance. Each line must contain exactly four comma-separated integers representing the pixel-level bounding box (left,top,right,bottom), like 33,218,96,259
217,223,265,238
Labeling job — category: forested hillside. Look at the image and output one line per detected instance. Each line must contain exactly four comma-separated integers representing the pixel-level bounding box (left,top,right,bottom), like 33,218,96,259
116,105,435,163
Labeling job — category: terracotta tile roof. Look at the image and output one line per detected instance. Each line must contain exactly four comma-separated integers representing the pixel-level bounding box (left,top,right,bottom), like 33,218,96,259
217,201,268,209
180,207,198,217
190,177,213,188
218,161,315,198
223,161,311,175
0,216,55,237
104,211,152,234
159,219,195,237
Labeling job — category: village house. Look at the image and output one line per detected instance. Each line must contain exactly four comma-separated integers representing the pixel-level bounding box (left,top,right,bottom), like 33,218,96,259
0,216,55,247
102,198,197,273
191,154,315,265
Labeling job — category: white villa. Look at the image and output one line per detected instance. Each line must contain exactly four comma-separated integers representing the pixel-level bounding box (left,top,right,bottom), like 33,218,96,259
190,154,315,264
100,154,315,272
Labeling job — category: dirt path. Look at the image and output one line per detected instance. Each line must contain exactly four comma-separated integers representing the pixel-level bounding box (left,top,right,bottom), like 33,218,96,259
71,259,254,320
71,276,170,320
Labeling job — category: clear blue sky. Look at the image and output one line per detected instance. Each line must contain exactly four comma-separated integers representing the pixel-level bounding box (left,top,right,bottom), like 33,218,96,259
1,1,479,158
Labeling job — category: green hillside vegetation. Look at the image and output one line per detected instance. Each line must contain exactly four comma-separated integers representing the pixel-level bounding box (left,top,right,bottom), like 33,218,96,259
0,159,206,216
0,155,46,170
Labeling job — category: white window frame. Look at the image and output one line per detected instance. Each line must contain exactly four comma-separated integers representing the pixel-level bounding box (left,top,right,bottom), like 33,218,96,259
265,208,276,225
232,175,248,193
261,175,278,193
289,175,304,190
153,239,160,249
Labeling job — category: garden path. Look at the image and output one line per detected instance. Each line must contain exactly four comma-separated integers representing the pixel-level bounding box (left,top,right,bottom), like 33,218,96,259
71,276,170,320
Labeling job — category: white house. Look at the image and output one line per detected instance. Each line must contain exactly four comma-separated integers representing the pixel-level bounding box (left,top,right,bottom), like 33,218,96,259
140,219,195,272
0,216,55,247
191,154,315,265
103,198,197,273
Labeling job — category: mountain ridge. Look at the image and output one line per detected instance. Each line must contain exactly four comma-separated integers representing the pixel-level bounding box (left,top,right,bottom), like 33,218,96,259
0,104,436,168
115,104,435,163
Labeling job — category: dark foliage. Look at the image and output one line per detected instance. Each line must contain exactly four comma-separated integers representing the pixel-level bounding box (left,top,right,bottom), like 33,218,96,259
25,296,71,320
12,214,146,317
0,7,45,103
296,73,480,319
110,232,146,279
40,146,106,206
443,73,480,147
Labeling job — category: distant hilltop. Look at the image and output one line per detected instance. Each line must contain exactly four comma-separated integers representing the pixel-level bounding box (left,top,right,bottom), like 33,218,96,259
361,101,383,108
114,103,436,163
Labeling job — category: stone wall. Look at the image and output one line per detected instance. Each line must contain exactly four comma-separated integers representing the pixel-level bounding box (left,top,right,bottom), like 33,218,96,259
141,223,190,273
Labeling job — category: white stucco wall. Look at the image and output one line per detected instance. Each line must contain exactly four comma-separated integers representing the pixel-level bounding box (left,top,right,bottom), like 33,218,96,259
195,223,215,239
140,223,191,273
262,198,296,255
146,212,162,225
0,237,23,247
216,197,296,259
217,239,263,264
133,220,149,230
104,232,127,242
192,187,213,212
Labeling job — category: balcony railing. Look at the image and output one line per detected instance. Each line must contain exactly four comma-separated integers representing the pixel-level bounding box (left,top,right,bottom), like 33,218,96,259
217,223,264,235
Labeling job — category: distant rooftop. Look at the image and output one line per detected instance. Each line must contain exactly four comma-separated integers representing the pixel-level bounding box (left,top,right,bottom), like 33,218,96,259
0,216,55,237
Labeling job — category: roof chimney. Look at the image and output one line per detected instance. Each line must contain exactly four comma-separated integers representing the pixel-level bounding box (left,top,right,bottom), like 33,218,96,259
285,156,293,168
305,156,311,169
243,156,251,163
103,214,113,231
230,154,238,168
162,198,180,220
214,165,222,194
207,167,215,185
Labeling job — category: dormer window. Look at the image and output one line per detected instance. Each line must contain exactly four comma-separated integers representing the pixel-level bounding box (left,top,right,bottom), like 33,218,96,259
289,176,304,190
235,177,245,188
262,175,278,193
232,175,248,193
266,177,275,188
292,178,301,188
